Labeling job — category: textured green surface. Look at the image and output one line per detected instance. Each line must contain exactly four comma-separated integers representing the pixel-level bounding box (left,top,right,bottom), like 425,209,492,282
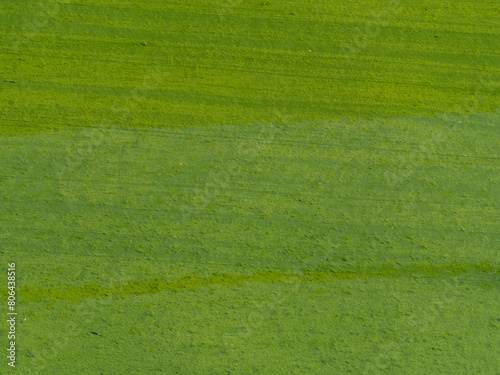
1,0,499,136
1,1,499,374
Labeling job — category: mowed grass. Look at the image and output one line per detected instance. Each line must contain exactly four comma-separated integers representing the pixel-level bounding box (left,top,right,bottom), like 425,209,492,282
0,0,499,136
1,0,499,374
2,113,500,374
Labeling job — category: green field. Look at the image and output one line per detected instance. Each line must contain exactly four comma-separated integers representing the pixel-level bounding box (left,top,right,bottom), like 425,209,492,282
1,1,499,374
